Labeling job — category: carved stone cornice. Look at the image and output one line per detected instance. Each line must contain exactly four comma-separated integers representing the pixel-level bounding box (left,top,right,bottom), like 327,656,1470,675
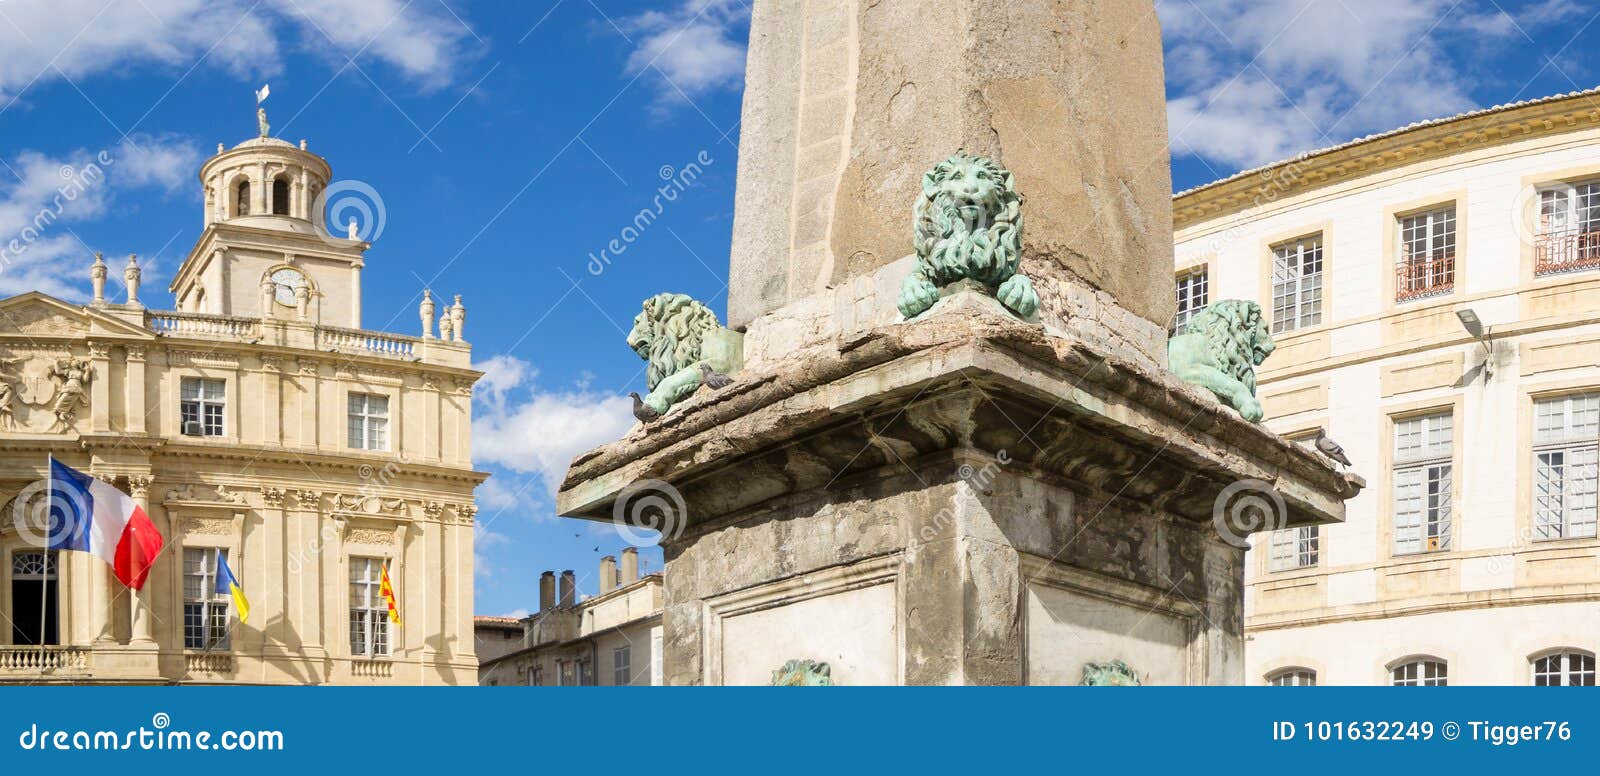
1173,88,1600,230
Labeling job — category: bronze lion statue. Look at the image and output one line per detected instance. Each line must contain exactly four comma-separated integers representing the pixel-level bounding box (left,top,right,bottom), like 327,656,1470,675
626,293,729,415
1167,299,1275,422
897,153,1038,320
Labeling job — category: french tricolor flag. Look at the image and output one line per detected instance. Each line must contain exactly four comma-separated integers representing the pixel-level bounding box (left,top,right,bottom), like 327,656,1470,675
46,458,165,590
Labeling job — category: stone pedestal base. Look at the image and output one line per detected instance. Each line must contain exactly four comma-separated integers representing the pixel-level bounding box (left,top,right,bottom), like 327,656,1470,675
559,292,1361,685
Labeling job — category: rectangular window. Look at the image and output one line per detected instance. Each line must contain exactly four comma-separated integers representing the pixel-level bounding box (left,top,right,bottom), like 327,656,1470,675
1268,525,1319,571
1174,268,1209,334
347,393,390,451
557,661,573,686
1533,394,1600,541
578,660,594,686
349,557,390,657
1393,412,1453,555
1536,182,1600,275
1396,206,1456,302
613,645,632,686
529,666,543,686
1271,234,1323,332
182,548,230,650
180,378,226,437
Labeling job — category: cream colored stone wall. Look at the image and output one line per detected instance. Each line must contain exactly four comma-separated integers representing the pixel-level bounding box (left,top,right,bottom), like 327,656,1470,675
1175,108,1600,685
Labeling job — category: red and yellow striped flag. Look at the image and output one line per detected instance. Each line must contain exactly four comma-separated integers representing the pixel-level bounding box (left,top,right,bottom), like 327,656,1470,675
379,562,402,627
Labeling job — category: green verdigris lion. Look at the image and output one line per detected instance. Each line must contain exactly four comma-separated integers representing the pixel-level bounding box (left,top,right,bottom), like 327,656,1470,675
1167,299,1276,422
627,293,739,415
897,153,1039,320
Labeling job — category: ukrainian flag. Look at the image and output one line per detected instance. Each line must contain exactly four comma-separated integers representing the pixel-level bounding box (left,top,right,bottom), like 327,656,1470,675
215,551,250,624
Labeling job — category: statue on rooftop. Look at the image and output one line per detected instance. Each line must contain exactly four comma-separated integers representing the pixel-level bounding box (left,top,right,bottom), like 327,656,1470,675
1167,299,1275,423
257,106,270,139
897,153,1039,320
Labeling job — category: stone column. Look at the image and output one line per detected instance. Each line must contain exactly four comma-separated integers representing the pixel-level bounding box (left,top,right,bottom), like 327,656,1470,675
125,346,147,434
127,475,156,646
87,342,110,433
350,261,363,328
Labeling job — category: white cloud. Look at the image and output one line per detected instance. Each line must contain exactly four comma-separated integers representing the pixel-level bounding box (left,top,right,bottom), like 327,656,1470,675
472,355,635,499
1159,0,1582,169
619,0,748,112
0,0,474,102
0,135,201,299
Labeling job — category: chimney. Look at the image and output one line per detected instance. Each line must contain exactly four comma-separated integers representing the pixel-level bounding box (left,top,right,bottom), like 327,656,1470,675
558,570,576,607
538,570,555,612
599,556,617,594
620,548,639,584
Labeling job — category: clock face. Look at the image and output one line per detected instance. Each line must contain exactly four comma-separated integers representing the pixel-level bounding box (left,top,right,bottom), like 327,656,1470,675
271,268,306,306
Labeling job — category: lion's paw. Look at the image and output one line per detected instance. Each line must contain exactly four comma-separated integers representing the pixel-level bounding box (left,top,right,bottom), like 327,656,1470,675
996,273,1039,319
897,275,940,319
1238,395,1264,423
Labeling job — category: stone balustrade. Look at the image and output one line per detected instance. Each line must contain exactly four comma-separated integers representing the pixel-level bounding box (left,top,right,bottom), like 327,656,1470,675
147,310,261,339
317,325,419,359
350,659,393,678
185,652,234,674
0,646,89,672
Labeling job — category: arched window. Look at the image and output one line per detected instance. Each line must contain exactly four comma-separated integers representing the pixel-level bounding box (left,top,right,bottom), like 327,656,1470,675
1532,650,1595,686
271,176,289,216
235,180,251,216
1266,668,1316,686
1390,657,1447,686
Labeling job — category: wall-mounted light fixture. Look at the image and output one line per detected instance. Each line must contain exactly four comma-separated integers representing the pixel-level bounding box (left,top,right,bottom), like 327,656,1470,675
1456,308,1492,382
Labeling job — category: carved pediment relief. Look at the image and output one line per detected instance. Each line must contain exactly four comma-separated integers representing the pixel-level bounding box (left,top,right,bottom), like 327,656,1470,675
0,301,86,337
163,482,250,506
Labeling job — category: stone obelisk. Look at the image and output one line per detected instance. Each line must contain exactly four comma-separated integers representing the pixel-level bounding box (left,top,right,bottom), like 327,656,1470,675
559,0,1361,685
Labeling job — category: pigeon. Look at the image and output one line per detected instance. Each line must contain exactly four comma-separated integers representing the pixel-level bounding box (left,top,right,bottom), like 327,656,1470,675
699,362,733,390
1314,427,1351,467
629,392,661,423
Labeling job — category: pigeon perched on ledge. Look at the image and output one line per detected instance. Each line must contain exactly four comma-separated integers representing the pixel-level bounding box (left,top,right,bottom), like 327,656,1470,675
1314,427,1351,467
629,392,660,423
699,362,733,390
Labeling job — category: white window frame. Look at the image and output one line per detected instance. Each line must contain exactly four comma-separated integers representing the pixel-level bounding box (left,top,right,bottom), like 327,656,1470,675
182,547,231,650
1268,525,1319,571
1173,268,1209,334
1266,668,1316,686
613,645,631,686
1271,234,1323,333
1391,658,1448,686
347,393,390,451
348,557,390,658
1396,205,1456,301
1532,650,1596,686
180,378,226,437
1533,393,1599,541
1393,412,1453,555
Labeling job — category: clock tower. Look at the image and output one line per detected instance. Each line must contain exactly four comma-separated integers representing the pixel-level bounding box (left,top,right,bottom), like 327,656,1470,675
169,126,369,328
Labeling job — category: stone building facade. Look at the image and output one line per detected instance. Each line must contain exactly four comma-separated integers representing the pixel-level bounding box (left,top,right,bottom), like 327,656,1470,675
477,549,663,686
0,128,485,684
1174,88,1600,686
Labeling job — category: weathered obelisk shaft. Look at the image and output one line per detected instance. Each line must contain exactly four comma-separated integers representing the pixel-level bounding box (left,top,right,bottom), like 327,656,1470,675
728,0,1174,333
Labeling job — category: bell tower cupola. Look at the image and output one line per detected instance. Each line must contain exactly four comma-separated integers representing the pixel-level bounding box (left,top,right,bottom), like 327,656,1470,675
169,90,371,327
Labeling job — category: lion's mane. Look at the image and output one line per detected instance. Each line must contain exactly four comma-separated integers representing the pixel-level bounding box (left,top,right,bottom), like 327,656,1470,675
627,293,719,391
912,154,1023,287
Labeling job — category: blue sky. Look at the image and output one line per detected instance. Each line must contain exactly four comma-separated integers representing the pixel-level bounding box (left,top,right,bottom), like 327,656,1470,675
0,0,1595,617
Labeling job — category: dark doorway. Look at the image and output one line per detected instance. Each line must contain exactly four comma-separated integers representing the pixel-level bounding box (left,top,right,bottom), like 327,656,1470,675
10,551,58,646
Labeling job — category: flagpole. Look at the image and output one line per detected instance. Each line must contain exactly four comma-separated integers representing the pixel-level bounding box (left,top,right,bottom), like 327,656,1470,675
38,455,50,663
